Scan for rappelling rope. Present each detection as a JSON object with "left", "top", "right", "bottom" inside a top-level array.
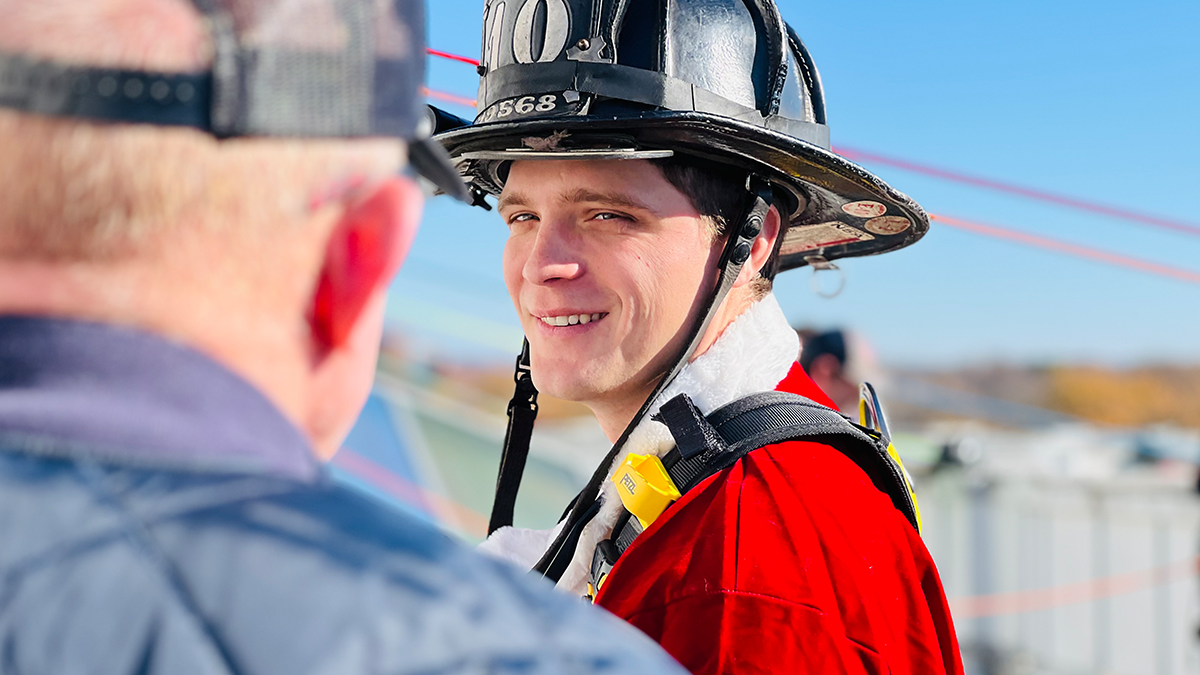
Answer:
[
  {"left": 837, "top": 145, "right": 1200, "bottom": 239},
  {"left": 950, "top": 553, "right": 1200, "bottom": 618},
  {"left": 931, "top": 214, "right": 1200, "bottom": 286}
]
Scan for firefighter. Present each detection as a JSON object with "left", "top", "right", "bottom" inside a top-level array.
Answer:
[{"left": 433, "top": 0, "right": 964, "bottom": 672}]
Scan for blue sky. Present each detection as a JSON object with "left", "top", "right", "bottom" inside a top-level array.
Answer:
[{"left": 389, "top": 0, "right": 1200, "bottom": 368}]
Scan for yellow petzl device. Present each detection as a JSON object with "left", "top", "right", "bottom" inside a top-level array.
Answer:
[{"left": 611, "top": 453, "right": 682, "bottom": 529}]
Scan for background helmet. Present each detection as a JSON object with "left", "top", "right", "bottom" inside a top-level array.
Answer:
[{"left": 435, "top": 0, "right": 928, "bottom": 271}]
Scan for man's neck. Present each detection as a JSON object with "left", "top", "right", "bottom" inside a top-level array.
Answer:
[
  {"left": 589, "top": 299, "right": 762, "bottom": 442},
  {"left": 588, "top": 389, "right": 656, "bottom": 444}
]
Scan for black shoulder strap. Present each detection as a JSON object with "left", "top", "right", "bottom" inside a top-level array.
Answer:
[
  {"left": 590, "top": 391, "right": 920, "bottom": 596},
  {"left": 704, "top": 391, "right": 919, "bottom": 529}
]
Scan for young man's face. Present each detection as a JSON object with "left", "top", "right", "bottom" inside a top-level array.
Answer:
[{"left": 499, "top": 159, "right": 721, "bottom": 412}]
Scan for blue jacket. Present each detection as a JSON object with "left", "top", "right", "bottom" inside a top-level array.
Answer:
[{"left": 0, "top": 317, "right": 684, "bottom": 675}]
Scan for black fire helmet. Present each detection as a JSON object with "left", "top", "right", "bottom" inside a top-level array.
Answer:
[{"left": 433, "top": 0, "right": 928, "bottom": 271}]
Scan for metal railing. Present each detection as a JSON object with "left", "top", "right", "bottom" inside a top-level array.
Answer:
[{"left": 920, "top": 465, "right": 1200, "bottom": 675}]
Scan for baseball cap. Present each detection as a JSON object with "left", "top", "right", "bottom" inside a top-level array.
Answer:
[{"left": 0, "top": 0, "right": 468, "bottom": 202}]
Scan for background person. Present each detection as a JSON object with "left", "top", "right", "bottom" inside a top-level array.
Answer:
[
  {"left": 0, "top": 1, "right": 686, "bottom": 673},
  {"left": 797, "top": 328, "right": 881, "bottom": 413}
]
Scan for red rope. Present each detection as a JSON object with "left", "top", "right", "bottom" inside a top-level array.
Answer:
[
  {"left": 422, "top": 86, "right": 477, "bottom": 109},
  {"left": 427, "top": 48, "right": 480, "bottom": 67},
  {"left": 951, "top": 554, "right": 1200, "bottom": 618},
  {"left": 931, "top": 213, "right": 1200, "bottom": 286},
  {"left": 838, "top": 146, "right": 1200, "bottom": 239}
]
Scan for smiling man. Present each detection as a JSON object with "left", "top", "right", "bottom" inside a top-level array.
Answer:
[
  {"left": 499, "top": 159, "right": 742, "bottom": 435},
  {"left": 435, "top": 0, "right": 964, "bottom": 673}
]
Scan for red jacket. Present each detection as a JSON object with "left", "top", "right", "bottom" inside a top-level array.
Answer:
[{"left": 594, "top": 364, "right": 963, "bottom": 675}]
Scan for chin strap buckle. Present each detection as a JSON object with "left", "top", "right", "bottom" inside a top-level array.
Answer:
[
  {"left": 508, "top": 342, "right": 537, "bottom": 414},
  {"left": 469, "top": 186, "right": 493, "bottom": 210}
]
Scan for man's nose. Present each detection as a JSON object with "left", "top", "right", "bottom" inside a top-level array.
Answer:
[{"left": 523, "top": 218, "right": 584, "bottom": 284}]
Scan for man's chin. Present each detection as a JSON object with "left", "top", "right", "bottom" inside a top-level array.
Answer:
[
  {"left": 531, "top": 378, "right": 599, "bottom": 404},
  {"left": 530, "top": 367, "right": 610, "bottom": 405}
]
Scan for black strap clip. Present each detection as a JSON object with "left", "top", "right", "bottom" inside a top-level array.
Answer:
[
  {"left": 652, "top": 394, "right": 726, "bottom": 460},
  {"left": 507, "top": 342, "right": 538, "bottom": 415}
]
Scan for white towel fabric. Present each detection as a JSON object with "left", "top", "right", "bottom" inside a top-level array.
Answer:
[{"left": 478, "top": 293, "right": 800, "bottom": 596}]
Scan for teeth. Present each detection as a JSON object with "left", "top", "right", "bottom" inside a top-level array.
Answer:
[{"left": 539, "top": 312, "right": 606, "bottom": 326}]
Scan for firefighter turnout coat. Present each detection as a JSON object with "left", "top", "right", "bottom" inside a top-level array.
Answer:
[{"left": 482, "top": 295, "right": 964, "bottom": 675}]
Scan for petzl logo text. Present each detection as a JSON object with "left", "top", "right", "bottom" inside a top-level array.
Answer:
[{"left": 621, "top": 473, "right": 637, "bottom": 494}]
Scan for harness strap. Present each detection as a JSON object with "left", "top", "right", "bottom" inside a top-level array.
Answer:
[
  {"left": 588, "top": 391, "right": 920, "bottom": 598},
  {"left": 709, "top": 392, "right": 918, "bottom": 527}
]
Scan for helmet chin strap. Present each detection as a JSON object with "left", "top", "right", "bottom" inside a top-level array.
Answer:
[
  {"left": 488, "top": 339, "right": 538, "bottom": 535},
  {"left": 489, "top": 177, "right": 775, "bottom": 581}
]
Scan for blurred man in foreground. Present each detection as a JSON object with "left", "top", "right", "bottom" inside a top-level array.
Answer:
[{"left": 0, "top": 1, "right": 685, "bottom": 672}]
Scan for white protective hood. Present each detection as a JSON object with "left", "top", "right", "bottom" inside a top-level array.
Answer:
[{"left": 479, "top": 293, "right": 800, "bottom": 596}]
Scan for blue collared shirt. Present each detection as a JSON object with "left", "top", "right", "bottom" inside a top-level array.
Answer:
[
  {"left": 0, "top": 315, "right": 318, "bottom": 479},
  {"left": 0, "top": 316, "right": 684, "bottom": 675}
]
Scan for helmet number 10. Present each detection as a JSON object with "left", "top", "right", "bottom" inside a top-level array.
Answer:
[{"left": 483, "top": 0, "right": 572, "bottom": 72}]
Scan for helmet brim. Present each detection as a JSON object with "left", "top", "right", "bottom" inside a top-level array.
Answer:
[{"left": 436, "top": 110, "right": 927, "bottom": 272}]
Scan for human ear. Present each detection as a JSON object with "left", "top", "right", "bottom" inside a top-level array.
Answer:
[
  {"left": 309, "top": 177, "right": 423, "bottom": 351},
  {"left": 733, "top": 204, "right": 783, "bottom": 288}
]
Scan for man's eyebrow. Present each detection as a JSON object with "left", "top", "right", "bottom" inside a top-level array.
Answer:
[
  {"left": 497, "top": 191, "right": 531, "bottom": 211},
  {"left": 498, "top": 188, "right": 653, "bottom": 212},
  {"left": 564, "top": 188, "right": 651, "bottom": 211}
]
